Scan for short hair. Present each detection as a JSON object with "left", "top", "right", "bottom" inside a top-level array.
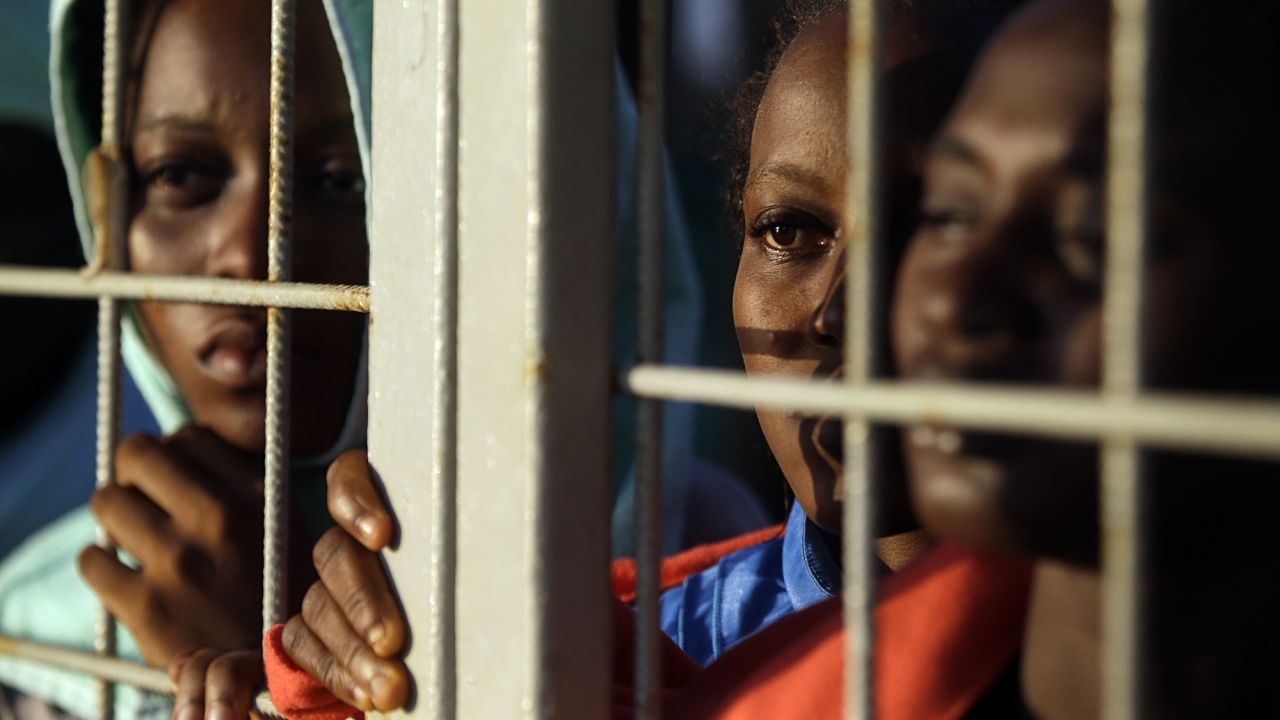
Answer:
[{"left": 721, "top": 0, "right": 1027, "bottom": 245}]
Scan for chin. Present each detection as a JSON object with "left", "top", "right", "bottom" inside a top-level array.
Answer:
[
  {"left": 908, "top": 457, "right": 1100, "bottom": 565},
  {"left": 908, "top": 469, "right": 1023, "bottom": 555}
]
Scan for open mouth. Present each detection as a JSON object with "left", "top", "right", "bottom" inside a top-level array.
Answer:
[{"left": 198, "top": 317, "right": 268, "bottom": 390}]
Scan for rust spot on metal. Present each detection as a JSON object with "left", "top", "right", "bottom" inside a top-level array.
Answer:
[{"left": 524, "top": 353, "right": 551, "bottom": 387}]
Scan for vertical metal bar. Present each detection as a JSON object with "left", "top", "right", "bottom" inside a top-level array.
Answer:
[
  {"left": 92, "top": 299, "right": 121, "bottom": 720},
  {"left": 844, "top": 2, "right": 881, "bottom": 719},
  {"left": 634, "top": 0, "right": 665, "bottom": 716},
  {"left": 262, "top": 0, "right": 297, "bottom": 633},
  {"left": 454, "top": 0, "right": 614, "bottom": 715},
  {"left": 94, "top": 0, "right": 130, "bottom": 716},
  {"left": 368, "top": 0, "right": 459, "bottom": 715},
  {"left": 1102, "top": 0, "right": 1150, "bottom": 717}
]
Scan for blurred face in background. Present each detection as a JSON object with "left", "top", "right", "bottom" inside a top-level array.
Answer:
[{"left": 894, "top": 0, "right": 1234, "bottom": 564}]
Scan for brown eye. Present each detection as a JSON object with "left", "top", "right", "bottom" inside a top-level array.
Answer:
[
  {"left": 766, "top": 223, "right": 799, "bottom": 249},
  {"left": 153, "top": 164, "right": 190, "bottom": 190},
  {"left": 749, "top": 208, "right": 832, "bottom": 255}
]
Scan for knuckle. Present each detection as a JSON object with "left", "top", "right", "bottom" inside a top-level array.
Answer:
[
  {"left": 157, "top": 541, "right": 208, "bottom": 582},
  {"left": 301, "top": 582, "right": 331, "bottom": 624},
  {"left": 312, "top": 528, "right": 351, "bottom": 575},
  {"left": 138, "top": 588, "right": 168, "bottom": 625},
  {"left": 337, "top": 585, "right": 378, "bottom": 635},
  {"left": 282, "top": 616, "right": 306, "bottom": 655},
  {"left": 116, "top": 433, "right": 160, "bottom": 466}
]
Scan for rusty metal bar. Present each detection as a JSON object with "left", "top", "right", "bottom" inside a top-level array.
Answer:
[
  {"left": 1102, "top": 0, "right": 1152, "bottom": 716},
  {"left": 0, "top": 636, "right": 283, "bottom": 718},
  {"left": 844, "top": 1, "right": 882, "bottom": 718},
  {"left": 634, "top": 0, "right": 666, "bottom": 716},
  {"left": 0, "top": 266, "right": 370, "bottom": 312},
  {"left": 624, "top": 367, "right": 1280, "bottom": 461}
]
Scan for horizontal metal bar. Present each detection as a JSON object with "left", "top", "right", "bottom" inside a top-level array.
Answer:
[
  {"left": 624, "top": 365, "right": 1280, "bottom": 460},
  {"left": 0, "top": 266, "right": 369, "bottom": 312},
  {"left": 0, "top": 635, "right": 281, "bottom": 717}
]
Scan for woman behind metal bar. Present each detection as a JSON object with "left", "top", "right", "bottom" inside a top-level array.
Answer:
[
  {"left": 895, "top": 0, "right": 1280, "bottom": 716},
  {"left": 666, "top": 0, "right": 1280, "bottom": 716},
  {"left": 222, "top": 2, "right": 1036, "bottom": 715},
  {"left": 635, "top": 0, "right": 1028, "bottom": 668},
  {"left": 0, "top": 0, "right": 372, "bottom": 716}
]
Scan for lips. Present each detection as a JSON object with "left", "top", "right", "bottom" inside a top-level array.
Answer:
[{"left": 198, "top": 317, "right": 268, "bottom": 390}]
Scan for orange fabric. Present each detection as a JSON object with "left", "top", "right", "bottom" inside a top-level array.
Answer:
[
  {"left": 609, "top": 598, "right": 702, "bottom": 719},
  {"left": 263, "top": 542, "right": 1029, "bottom": 720},
  {"left": 612, "top": 523, "right": 785, "bottom": 603},
  {"left": 263, "top": 624, "right": 364, "bottom": 720},
  {"left": 668, "top": 544, "right": 1033, "bottom": 720},
  {"left": 264, "top": 602, "right": 701, "bottom": 720}
]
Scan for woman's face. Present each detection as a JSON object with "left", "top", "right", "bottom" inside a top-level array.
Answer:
[
  {"left": 733, "top": 12, "right": 961, "bottom": 534},
  {"left": 127, "top": 0, "right": 367, "bottom": 455},
  {"left": 893, "top": 0, "right": 1113, "bottom": 561}
]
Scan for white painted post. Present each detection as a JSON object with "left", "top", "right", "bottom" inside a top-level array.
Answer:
[
  {"left": 368, "top": 0, "right": 459, "bottom": 717},
  {"left": 454, "top": 0, "right": 615, "bottom": 716}
]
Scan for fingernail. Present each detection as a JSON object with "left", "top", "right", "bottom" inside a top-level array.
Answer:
[
  {"left": 208, "top": 705, "right": 236, "bottom": 720},
  {"left": 352, "top": 685, "right": 371, "bottom": 709},
  {"left": 367, "top": 623, "right": 385, "bottom": 648},
  {"left": 174, "top": 704, "right": 201, "bottom": 720},
  {"left": 357, "top": 515, "right": 378, "bottom": 541},
  {"left": 371, "top": 673, "right": 393, "bottom": 706}
]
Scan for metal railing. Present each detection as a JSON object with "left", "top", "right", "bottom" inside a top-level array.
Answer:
[{"left": 1, "top": 2, "right": 1276, "bottom": 720}]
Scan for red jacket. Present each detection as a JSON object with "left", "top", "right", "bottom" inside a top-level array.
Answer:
[{"left": 265, "top": 538, "right": 1030, "bottom": 719}]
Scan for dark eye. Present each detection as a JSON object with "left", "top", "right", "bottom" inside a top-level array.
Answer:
[
  {"left": 313, "top": 158, "right": 366, "bottom": 196},
  {"left": 919, "top": 205, "right": 979, "bottom": 246},
  {"left": 137, "top": 158, "right": 221, "bottom": 207},
  {"left": 152, "top": 164, "right": 190, "bottom": 190},
  {"left": 748, "top": 209, "right": 832, "bottom": 254}
]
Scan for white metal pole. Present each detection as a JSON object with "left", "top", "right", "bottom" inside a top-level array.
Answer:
[
  {"left": 368, "top": 0, "right": 460, "bottom": 715},
  {"left": 844, "top": 2, "right": 882, "bottom": 718},
  {"left": 454, "top": 0, "right": 614, "bottom": 715},
  {"left": 1102, "top": 0, "right": 1151, "bottom": 717}
]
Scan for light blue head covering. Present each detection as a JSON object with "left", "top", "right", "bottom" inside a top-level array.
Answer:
[
  {"left": 49, "top": 0, "right": 374, "bottom": 457},
  {"left": 0, "top": 3, "right": 372, "bottom": 716}
]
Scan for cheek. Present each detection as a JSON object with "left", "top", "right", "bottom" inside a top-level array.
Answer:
[
  {"left": 890, "top": 244, "right": 929, "bottom": 373},
  {"left": 294, "top": 216, "right": 368, "bottom": 285},
  {"left": 129, "top": 212, "right": 207, "bottom": 275},
  {"left": 732, "top": 253, "right": 825, "bottom": 372},
  {"left": 1059, "top": 304, "right": 1102, "bottom": 387},
  {"left": 135, "top": 301, "right": 202, "bottom": 378}
]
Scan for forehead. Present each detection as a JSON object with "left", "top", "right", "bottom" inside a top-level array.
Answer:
[
  {"left": 749, "top": 16, "right": 850, "bottom": 189},
  {"left": 942, "top": 0, "right": 1108, "bottom": 170},
  {"left": 133, "top": 0, "right": 349, "bottom": 128}
]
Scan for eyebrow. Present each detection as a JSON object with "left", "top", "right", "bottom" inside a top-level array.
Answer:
[
  {"left": 927, "top": 135, "right": 981, "bottom": 166},
  {"left": 745, "top": 162, "right": 833, "bottom": 194},
  {"left": 134, "top": 114, "right": 218, "bottom": 135}
]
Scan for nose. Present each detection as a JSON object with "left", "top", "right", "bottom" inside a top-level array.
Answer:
[
  {"left": 206, "top": 176, "right": 270, "bottom": 281},
  {"left": 916, "top": 237, "right": 1040, "bottom": 364},
  {"left": 809, "top": 250, "right": 846, "bottom": 348}
]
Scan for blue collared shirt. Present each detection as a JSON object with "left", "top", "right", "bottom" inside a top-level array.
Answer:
[{"left": 658, "top": 502, "right": 842, "bottom": 665}]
